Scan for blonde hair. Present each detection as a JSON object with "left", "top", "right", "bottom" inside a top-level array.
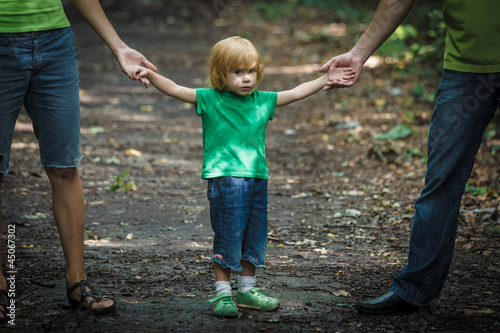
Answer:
[{"left": 208, "top": 36, "right": 264, "bottom": 92}]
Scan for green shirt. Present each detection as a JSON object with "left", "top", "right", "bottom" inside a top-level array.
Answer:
[
  {"left": 195, "top": 89, "right": 277, "bottom": 179},
  {"left": 443, "top": 0, "right": 500, "bottom": 73},
  {"left": 0, "top": 0, "right": 70, "bottom": 33}
]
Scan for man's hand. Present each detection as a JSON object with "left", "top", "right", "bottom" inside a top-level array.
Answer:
[{"left": 319, "top": 52, "right": 364, "bottom": 90}]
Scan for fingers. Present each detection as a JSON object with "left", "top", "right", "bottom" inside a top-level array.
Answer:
[
  {"left": 126, "top": 67, "right": 141, "bottom": 80},
  {"left": 139, "top": 77, "right": 150, "bottom": 88},
  {"left": 342, "top": 68, "right": 356, "bottom": 79},
  {"left": 323, "top": 79, "right": 357, "bottom": 90},
  {"left": 318, "top": 58, "right": 338, "bottom": 72},
  {"left": 122, "top": 65, "right": 150, "bottom": 88},
  {"left": 142, "top": 59, "right": 157, "bottom": 72}
]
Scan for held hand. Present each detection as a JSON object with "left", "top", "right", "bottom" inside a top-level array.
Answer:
[
  {"left": 115, "top": 47, "right": 157, "bottom": 87},
  {"left": 325, "top": 66, "right": 356, "bottom": 89},
  {"left": 125, "top": 65, "right": 151, "bottom": 88},
  {"left": 319, "top": 52, "right": 364, "bottom": 90}
]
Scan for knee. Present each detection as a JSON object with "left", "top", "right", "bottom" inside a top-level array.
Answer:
[{"left": 46, "top": 167, "right": 78, "bottom": 181}]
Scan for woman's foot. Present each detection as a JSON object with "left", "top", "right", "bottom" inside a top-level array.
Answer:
[{"left": 66, "top": 280, "right": 116, "bottom": 315}]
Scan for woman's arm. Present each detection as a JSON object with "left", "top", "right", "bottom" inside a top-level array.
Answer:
[{"left": 70, "top": 0, "right": 157, "bottom": 85}]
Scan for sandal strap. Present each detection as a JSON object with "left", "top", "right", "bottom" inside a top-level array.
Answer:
[
  {"left": 67, "top": 280, "right": 103, "bottom": 303},
  {"left": 207, "top": 292, "right": 233, "bottom": 304}
]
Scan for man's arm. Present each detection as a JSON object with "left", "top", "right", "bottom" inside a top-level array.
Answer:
[
  {"left": 320, "top": 0, "right": 414, "bottom": 89},
  {"left": 70, "top": 0, "right": 157, "bottom": 85}
]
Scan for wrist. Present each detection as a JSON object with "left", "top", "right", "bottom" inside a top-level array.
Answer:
[
  {"left": 348, "top": 48, "right": 368, "bottom": 64},
  {"left": 110, "top": 42, "right": 129, "bottom": 58}
]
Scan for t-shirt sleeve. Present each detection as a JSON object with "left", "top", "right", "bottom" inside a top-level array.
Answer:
[
  {"left": 195, "top": 88, "right": 212, "bottom": 116},
  {"left": 258, "top": 91, "right": 278, "bottom": 121}
]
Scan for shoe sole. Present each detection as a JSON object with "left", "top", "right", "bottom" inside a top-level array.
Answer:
[
  {"left": 236, "top": 302, "right": 261, "bottom": 310},
  {"left": 236, "top": 302, "right": 279, "bottom": 311}
]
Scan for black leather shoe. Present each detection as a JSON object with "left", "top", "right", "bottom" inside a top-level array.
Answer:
[{"left": 355, "top": 291, "right": 418, "bottom": 314}]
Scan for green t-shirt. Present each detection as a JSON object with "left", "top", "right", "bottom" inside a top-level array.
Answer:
[
  {"left": 0, "top": 0, "right": 70, "bottom": 33},
  {"left": 443, "top": 0, "right": 500, "bottom": 73},
  {"left": 195, "top": 88, "right": 278, "bottom": 179}
]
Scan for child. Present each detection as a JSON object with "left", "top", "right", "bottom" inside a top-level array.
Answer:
[{"left": 128, "top": 36, "right": 354, "bottom": 318}]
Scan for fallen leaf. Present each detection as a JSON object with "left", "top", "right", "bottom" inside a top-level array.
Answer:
[
  {"left": 140, "top": 105, "right": 154, "bottom": 112},
  {"left": 126, "top": 148, "right": 142, "bottom": 157},
  {"left": 344, "top": 209, "right": 362, "bottom": 217},
  {"left": 332, "top": 290, "right": 351, "bottom": 297}
]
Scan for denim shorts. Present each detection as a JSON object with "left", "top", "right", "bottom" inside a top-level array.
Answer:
[
  {"left": 207, "top": 177, "right": 268, "bottom": 272},
  {"left": 0, "top": 27, "right": 82, "bottom": 174}
]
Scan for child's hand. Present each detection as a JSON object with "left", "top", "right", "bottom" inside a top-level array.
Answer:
[
  {"left": 323, "top": 66, "right": 356, "bottom": 90},
  {"left": 125, "top": 65, "right": 151, "bottom": 88}
]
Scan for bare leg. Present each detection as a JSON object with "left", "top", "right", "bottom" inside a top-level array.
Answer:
[
  {"left": 45, "top": 167, "right": 85, "bottom": 282},
  {"left": 44, "top": 167, "right": 114, "bottom": 311},
  {"left": 240, "top": 260, "right": 256, "bottom": 277},
  {"left": 214, "top": 262, "right": 231, "bottom": 282}
]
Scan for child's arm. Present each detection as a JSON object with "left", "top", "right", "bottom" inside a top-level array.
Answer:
[
  {"left": 276, "top": 67, "right": 354, "bottom": 107},
  {"left": 129, "top": 66, "right": 197, "bottom": 104}
]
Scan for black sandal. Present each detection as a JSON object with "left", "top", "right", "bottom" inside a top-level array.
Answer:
[
  {"left": 66, "top": 280, "right": 116, "bottom": 315},
  {"left": 0, "top": 289, "right": 8, "bottom": 324}
]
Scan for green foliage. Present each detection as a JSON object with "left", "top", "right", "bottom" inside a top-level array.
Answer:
[
  {"left": 106, "top": 170, "right": 137, "bottom": 191},
  {"left": 405, "top": 147, "right": 422, "bottom": 160},
  {"left": 252, "top": 0, "right": 299, "bottom": 20},
  {"left": 300, "top": 0, "right": 374, "bottom": 21},
  {"left": 378, "top": 24, "right": 418, "bottom": 57},
  {"left": 464, "top": 180, "right": 499, "bottom": 198},
  {"left": 464, "top": 184, "right": 489, "bottom": 196},
  {"left": 404, "top": 110, "right": 416, "bottom": 122},
  {"left": 412, "top": 82, "right": 436, "bottom": 103},
  {"left": 252, "top": 0, "right": 375, "bottom": 23},
  {"left": 375, "top": 124, "right": 416, "bottom": 140},
  {"left": 490, "top": 226, "right": 500, "bottom": 235},
  {"left": 377, "top": 6, "right": 446, "bottom": 76}
]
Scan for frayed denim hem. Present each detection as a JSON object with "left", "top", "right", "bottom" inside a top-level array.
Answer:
[
  {"left": 211, "top": 255, "right": 267, "bottom": 272},
  {"left": 241, "top": 256, "right": 267, "bottom": 269},
  {"left": 211, "top": 256, "right": 242, "bottom": 273}
]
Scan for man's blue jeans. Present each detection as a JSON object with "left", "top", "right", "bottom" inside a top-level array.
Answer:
[{"left": 391, "top": 70, "right": 500, "bottom": 306}]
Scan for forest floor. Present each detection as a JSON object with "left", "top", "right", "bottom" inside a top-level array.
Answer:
[{"left": 2, "top": 1, "right": 499, "bottom": 332}]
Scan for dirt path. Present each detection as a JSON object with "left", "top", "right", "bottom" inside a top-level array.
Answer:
[{"left": 2, "top": 2, "right": 499, "bottom": 332}]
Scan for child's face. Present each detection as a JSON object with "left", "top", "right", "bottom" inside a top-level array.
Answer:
[{"left": 224, "top": 67, "right": 258, "bottom": 96}]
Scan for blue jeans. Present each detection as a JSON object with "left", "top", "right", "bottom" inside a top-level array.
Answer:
[
  {"left": 391, "top": 70, "right": 500, "bottom": 306},
  {"left": 207, "top": 177, "right": 268, "bottom": 272},
  {"left": 0, "top": 28, "right": 82, "bottom": 174}
]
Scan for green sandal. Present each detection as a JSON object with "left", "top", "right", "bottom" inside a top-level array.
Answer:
[
  {"left": 207, "top": 293, "right": 238, "bottom": 318},
  {"left": 66, "top": 280, "right": 116, "bottom": 315},
  {"left": 236, "top": 287, "right": 279, "bottom": 311}
]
